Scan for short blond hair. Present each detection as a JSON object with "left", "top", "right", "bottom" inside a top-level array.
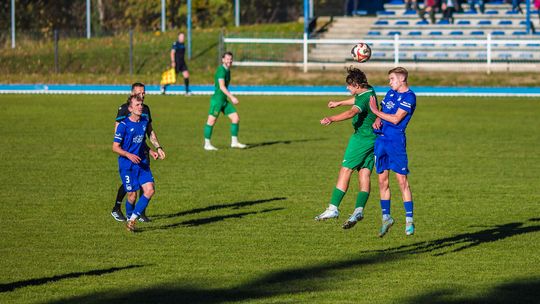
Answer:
[{"left": 388, "top": 67, "right": 408, "bottom": 82}]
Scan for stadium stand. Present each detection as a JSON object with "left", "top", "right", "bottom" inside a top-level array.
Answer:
[{"left": 309, "top": 1, "right": 540, "bottom": 65}]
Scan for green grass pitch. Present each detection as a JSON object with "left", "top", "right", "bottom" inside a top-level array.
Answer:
[{"left": 1, "top": 94, "right": 539, "bottom": 303}]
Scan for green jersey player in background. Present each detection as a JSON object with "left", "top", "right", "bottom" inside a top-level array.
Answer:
[
  {"left": 203, "top": 52, "right": 247, "bottom": 151},
  {"left": 315, "top": 67, "right": 377, "bottom": 230}
]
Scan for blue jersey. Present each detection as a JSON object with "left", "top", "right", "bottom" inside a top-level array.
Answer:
[
  {"left": 380, "top": 89, "right": 416, "bottom": 136},
  {"left": 114, "top": 117, "right": 149, "bottom": 169}
]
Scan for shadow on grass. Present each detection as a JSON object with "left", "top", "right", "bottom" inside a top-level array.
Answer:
[
  {"left": 359, "top": 218, "right": 540, "bottom": 256},
  {"left": 1, "top": 265, "right": 144, "bottom": 293},
  {"left": 245, "top": 138, "right": 326, "bottom": 150},
  {"left": 405, "top": 277, "right": 540, "bottom": 304},
  {"left": 138, "top": 208, "right": 285, "bottom": 232},
  {"left": 44, "top": 219, "right": 540, "bottom": 303},
  {"left": 151, "top": 197, "right": 286, "bottom": 220},
  {"left": 192, "top": 42, "right": 218, "bottom": 61}
]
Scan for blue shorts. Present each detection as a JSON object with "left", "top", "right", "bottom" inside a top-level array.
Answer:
[
  {"left": 119, "top": 165, "right": 154, "bottom": 192},
  {"left": 374, "top": 135, "right": 409, "bottom": 175}
]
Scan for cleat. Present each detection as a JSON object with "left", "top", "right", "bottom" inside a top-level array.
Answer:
[
  {"left": 160, "top": 87, "right": 166, "bottom": 95},
  {"left": 342, "top": 211, "right": 364, "bottom": 229},
  {"left": 204, "top": 144, "right": 218, "bottom": 151},
  {"left": 111, "top": 208, "right": 127, "bottom": 222},
  {"left": 185, "top": 91, "right": 192, "bottom": 96},
  {"left": 405, "top": 223, "right": 415, "bottom": 236},
  {"left": 230, "top": 142, "right": 247, "bottom": 149},
  {"left": 126, "top": 219, "right": 137, "bottom": 232},
  {"left": 138, "top": 212, "right": 152, "bottom": 222},
  {"left": 315, "top": 208, "right": 339, "bottom": 221},
  {"left": 378, "top": 216, "right": 395, "bottom": 237}
]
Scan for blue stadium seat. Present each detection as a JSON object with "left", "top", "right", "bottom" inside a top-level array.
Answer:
[
  {"left": 526, "top": 43, "right": 540, "bottom": 47},
  {"left": 442, "top": 43, "right": 456, "bottom": 47},
  {"left": 485, "top": 10, "right": 499, "bottom": 14},
  {"left": 404, "top": 10, "right": 417, "bottom": 15},
  {"left": 375, "top": 20, "right": 389, "bottom": 25},
  {"left": 409, "top": 31, "right": 422, "bottom": 36},
  {"left": 512, "top": 31, "right": 527, "bottom": 35},
  {"left": 478, "top": 20, "right": 492, "bottom": 25},
  {"left": 396, "top": 20, "right": 409, "bottom": 25},
  {"left": 498, "top": 53, "right": 512, "bottom": 59},
  {"left": 450, "top": 31, "right": 464, "bottom": 36},
  {"left": 429, "top": 31, "right": 443, "bottom": 36},
  {"left": 498, "top": 20, "right": 512, "bottom": 25},
  {"left": 464, "top": 10, "right": 478, "bottom": 14},
  {"left": 505, "top": 10, "right": 519, "bottom": 14},
  {"left": 400, "top": 43, "right": 414, "bottom": 47},
  {"left": 388, "top": 31, "right": 401, "bottom": 36},
  {"left": 434, "top": 53, "right": 449, "bottom": 58},
  {"left": 476, "top": 53, "right": 487, "bottom": 59},
  {"left": 471, "top": 31, "right": 485, "bottom": 35},
  {"left": 505, "top": 43, "right": 519, "bottom": 47},
  {"left": 389, "top": 0, "right": 404, "bottom": 4},
  {"left": 416, "top": 20, "right": 429, "bottom": 25},
  {"left": 372, "top": 52, "right": 386, "bottom": 58},
  {"left": 455, "top": 53, "right": 470, "bottom": 59},
  {"left": 437, "top": 19, "right": 450, "bottom": 24},
  {"left": 378, "top": 10, "right": 396, "bottom": 15},
  {"left": 464, "top": 43, "right": 478, "bottom": 47},
  {"left": 519, "top": 20, "right": 527, "bottom": 25},
  {"left": 368, "top": 31, "right": 381, "bottom": 36},
  {"left": 519, "top": 53, "right": 534, "bottom": 59},
  {"left": 420, "top": 43, "right": 435, "bottom": 47},
  {"left": 491, "top": 31, "right": 505, "bottom": 36},
  {"left": 457, "top": 20, "right": 471, "bottom": 25},
  {"left": 413, "top": 52, "right": 428, "bottom": 59}
]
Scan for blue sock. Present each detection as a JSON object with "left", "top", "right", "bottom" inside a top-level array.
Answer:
[
  {"left": 133, "top": 195, "right": 151, "bottom": 217},
  {"left": 125, "top": 200, "right": 135, "bottom": 218},
  {"left": 381, "top": 200, "right": 391, "bottom": 218},
  {"left": 404, "top": 201, "right": 414, "bottom": 222}
]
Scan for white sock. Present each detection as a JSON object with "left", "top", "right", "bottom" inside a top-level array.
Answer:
[
  {"left": 406, "top": 217, "right": 414, "bottom": 224},
  {"left": 383, "top": 214, "right": 391, "bottom": 221},
  {"left": 231, "top": 136, "right": 239, "bottom": 145},
  {"left": 205, "top": 139, "right": 212, "bottom": 146},
  {"left": 328, "top": 204, "right": 338, "bottom": 211},
  {"left": 354, "top": 207, "right": 364, "bottom": 214},
  {"left": 129, "top": 214, "right": 138, "bottom": 221}
]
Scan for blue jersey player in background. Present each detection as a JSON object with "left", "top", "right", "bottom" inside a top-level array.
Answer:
[
  {"left": 369, "top": 67, "right": 417, "bottom": 237},
  {"left": 113, "top": 95, "right": 159, "bottom": 232}
]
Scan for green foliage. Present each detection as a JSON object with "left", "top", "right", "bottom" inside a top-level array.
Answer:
[{"left": 1, "top": 95, "right": 539, "bottom": 303}]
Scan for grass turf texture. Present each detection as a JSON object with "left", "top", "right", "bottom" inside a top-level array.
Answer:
[{"left": 1, "top": 94, "right": 539, "bottom": 303}]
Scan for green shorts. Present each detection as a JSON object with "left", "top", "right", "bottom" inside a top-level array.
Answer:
[
  {"left": 342, "top": 134, "right": 375, "bottom": 171},
  {"left": 208, "top": 97, "right": 237, "bottom": 117}
]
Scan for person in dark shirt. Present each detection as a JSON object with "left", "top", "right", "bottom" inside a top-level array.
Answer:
[{"left": 161, "top": 32, "right": 191, "bottom": 95}]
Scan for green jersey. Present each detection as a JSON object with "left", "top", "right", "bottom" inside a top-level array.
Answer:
[
  {"left": 212, "top": 65, "right": 230, "bottom": 101},
  {"left": 351, "top": 87, "right": 377, "bottom": 138}
]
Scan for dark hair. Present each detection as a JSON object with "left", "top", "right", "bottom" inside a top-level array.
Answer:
[
  {"left": 345, "top": 66, "right": 369, "bottom": 88},
  {"left": 131, "top": 82, "right": 145, "bottom": 91},
  {"left": 222, "top": 51, "right": 233, "bottom": 58},
  {"left": 388, "top": 67, "right": 408, "bottom": 82}
]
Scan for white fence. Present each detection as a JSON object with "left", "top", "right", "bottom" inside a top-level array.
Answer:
[{"left": 223, "top": 33, "right": 540, "bottom": 73}]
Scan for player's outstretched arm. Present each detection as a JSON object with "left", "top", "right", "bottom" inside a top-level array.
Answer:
[
  {"left": 321, "top": 107, "right": 360, "bottom": 125},
  {"left": 369, "top": 96, "right": 407, "bottom": 125},
  {"left": 328, "top": 97, "right": 355, "bottom": 108},
  {"left": 112, "top": 142, "right": 141, "bottom": 164}
]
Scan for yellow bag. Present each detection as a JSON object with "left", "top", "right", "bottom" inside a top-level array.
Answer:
[{"left": 160, "top": 68, "right": 176, "bottom": 85}]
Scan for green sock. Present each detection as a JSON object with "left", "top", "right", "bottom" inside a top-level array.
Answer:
[
  {"left": 204, "top": 124, "right": 214, "bottom": 139},
  {"left": 355, "top": 191, "right": 369, "bottom": 209},
  {"left": 231, "top": 123, "right": 239, "bottom": 137},
  {"left": 330, "top": 187, "right": 346, "bottom": 208}
]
